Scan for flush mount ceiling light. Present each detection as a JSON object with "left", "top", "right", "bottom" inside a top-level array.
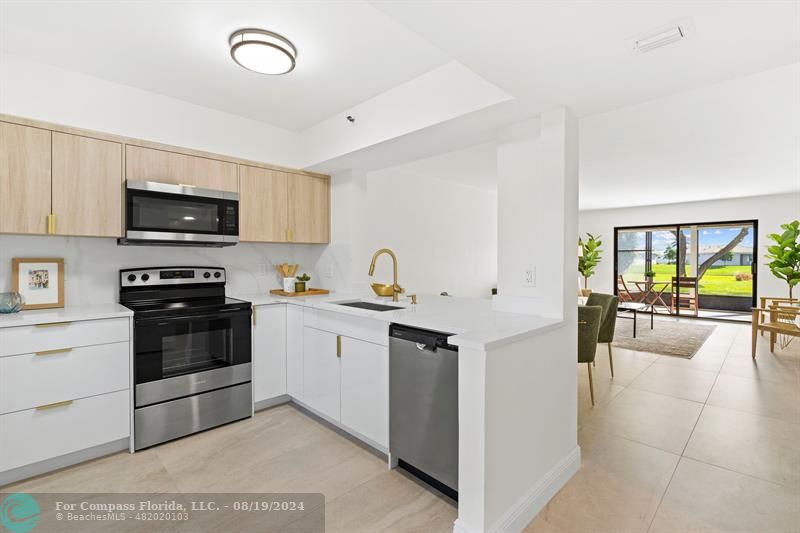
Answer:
[
  {"left": 229, "top": 28, "right": 297, "bottom": 75},
  {"left": 634, "top": 26, "right": 684, "bottom": 53}
]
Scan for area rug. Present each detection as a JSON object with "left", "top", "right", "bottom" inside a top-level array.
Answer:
[{"left": 612, "top": 318, "right": 716, "bottom": 358}]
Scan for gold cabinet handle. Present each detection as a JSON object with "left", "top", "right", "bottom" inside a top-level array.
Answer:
[
  {"left": 336, "top": 335, "right": 341, "bottom": 358},
  {"left": 47, "top": 213, "right": 56, "bottom": 234},
  {"left": 35, "top": 348, "right": 72, "bottom": 356},
  {"left": 286, "top": 228, "right": 294, "bottom": 242},
  {"left": 252, "top": 308, "right": 256, "bottom": 326},
  {"left": 35, "top": 321, "right": 71, "bottom": 328},
  {"left": 36, "top": 399, "right": 73, "bottom": 411}
]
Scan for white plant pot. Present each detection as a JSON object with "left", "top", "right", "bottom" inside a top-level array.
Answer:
[{"left": 282, "top": 277, "right": 295, "bottom": 292}]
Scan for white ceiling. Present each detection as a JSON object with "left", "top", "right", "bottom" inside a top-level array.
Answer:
[
  {"left": 373, "top": 1, "right": 800, "bottom": 117},
  {"left": 0, "top": 1, "right": 449, "bottom": 131}
]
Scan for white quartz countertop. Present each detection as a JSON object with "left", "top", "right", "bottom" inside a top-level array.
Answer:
[
  {"left": 0, "top": 303, "right": 133, "bottom": 328},
  {"left": 232, "top": 292, "right": 564, "bottom": 349}
]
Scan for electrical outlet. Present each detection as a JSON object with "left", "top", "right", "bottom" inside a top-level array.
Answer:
[{"left": 524, "top": 267, "right": 536, "bottom": 287}]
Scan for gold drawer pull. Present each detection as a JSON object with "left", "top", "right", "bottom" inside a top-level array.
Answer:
[
  {"left": 336, "top": 335, "right": 342, "bottom": 358},
  {"left": 35, "top": 399, "right": 74, "bottom": 411},
  {"left": 34, "top": 321, "right": 71, "bottom": 328},
  {"left": 35, "top": 348, "right": 73, "bottom": 356}
]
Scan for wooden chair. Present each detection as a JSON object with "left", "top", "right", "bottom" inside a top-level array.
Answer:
[
  {"left": 578, "top": 305, "right": 602, "bottom": 406},
  {"left": 616, "top": 275, "right": 641, "bottom": 303},
  {"left": 758, "top": 297, "right": 798, "bottom": 335},
  {"left": 671, "top": 276, "right": 698, "bottom": 316},
  {"left": 751, "top": 305, "right": 800, "bottom": 358}
]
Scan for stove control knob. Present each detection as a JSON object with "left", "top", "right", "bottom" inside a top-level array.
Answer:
[
  {"left": 203, "top": 272, "right": 211, "bottom": 279},
  {"left": 214, "top": 271, "right": 222, "bottom": 279},
  {"left": 141, "top": 273, "right": 150, "bottom": 282},
  {"left": 127, "top": 274, "right": 137, "bottom": 282}
]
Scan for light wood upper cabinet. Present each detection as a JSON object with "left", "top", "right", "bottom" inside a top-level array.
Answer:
[
  {"left": 52, "top": 133, "right": 123, "bottom": 237},
  {"left": 0, "top": 122, "right": 51, "bottom": 235},
  {"left": 239, "top": 165, "right": 288, "bottom": 242},
  {"left": 126, "top": 145, "right": 238, "bottom": 192},
  {"left": 288, "top": 173, "right": 330, "bottom": 244}
]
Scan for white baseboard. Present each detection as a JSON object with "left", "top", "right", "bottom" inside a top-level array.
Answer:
[{"left": 453, "top": 446, "right": 581, "bottom": 533}]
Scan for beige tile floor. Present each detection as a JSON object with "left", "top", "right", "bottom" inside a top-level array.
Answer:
[
  {"left": 4, "top": 318, "right": 799, "bottom": 533},
  {"left": 528, "top": 316, "right": 800, "bottom": 533}
]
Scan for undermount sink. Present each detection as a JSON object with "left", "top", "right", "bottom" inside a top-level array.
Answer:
[{"left": 335, "top": 301, "right": 404, "bottom": 312}]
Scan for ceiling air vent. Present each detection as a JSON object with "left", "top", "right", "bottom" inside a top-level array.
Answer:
[{"left": 634, "top": 26, "right": 685, "bottom": 53}]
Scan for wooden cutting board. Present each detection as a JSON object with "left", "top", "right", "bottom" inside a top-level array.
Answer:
[{"left": 270, "top": 288, "right": 330, "bottom": 297}]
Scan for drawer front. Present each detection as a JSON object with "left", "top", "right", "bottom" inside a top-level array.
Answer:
[
  {"left": 303, "top": 308, "right": 389, "bottom": 346},
  {"left": 0, "top": 390, "right": 130, "bottom": 472},
  {"left": 0, "top": 342, "right": 130, "bottom": 414},
  {"left": 0, "top": 317, "right": 130, "bottom": 357}
]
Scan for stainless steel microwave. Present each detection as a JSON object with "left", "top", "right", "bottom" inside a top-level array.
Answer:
[{"left": 119, "top": 181, "right": 239, "bottom": 247}]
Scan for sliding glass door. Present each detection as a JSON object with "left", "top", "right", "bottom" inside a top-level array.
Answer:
[{"left": 614, "top": 220, "right": 757, "bottom": 320}]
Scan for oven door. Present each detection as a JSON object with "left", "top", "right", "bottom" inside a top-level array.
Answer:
[
  {"left": 134, "top": 308, "right": 252, "bottom": 406},
  {"left": 124, "top": 181, "right": 238, "bottom": 246}
]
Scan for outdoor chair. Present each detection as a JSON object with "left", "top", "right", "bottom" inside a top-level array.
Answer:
[
  {"left": 671, "top": 276, "right": 698, "bottom": 316},
  {"left": 616, "top": 275, "right": 641, "bottom": 303}
]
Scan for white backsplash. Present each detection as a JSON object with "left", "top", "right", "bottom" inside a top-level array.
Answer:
[{"left": 0, "top": 235, "right": 336, "bottom": 305}]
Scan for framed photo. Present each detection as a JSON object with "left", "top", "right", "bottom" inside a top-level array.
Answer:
[{"left": 12, "top": 258, "right": 65, "bottom": 310}]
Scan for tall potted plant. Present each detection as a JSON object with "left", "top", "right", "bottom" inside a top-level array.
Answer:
[
  {"left": 578, "top": 233, "right": 603, "bottom": 291},
  {"left": 765, "top": 220, "right": 800, "bottom": 300}
]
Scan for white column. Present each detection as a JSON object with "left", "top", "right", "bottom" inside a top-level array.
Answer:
[{"left": 493, "top": 108, "right": 579, "bottom": 319}]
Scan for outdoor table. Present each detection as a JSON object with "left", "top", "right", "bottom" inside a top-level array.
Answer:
[{"left": 630, "top": 280, "right": 672, "bottom": 314}]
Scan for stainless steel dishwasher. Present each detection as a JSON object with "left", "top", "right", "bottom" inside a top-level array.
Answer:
[{"left": 389, "top": 323, "right": 458, "bottom": 497}]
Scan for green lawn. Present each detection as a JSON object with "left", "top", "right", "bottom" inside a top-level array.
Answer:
[{"left": 621, "top": 264, "right": 753, "bottom": 297}]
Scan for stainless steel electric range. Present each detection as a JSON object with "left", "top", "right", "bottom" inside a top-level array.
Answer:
[{"left": 120, "top": 267, "right": 252, "bottom": 450}]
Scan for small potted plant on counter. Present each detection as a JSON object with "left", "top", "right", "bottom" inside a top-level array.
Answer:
[{"left": 295, "top": 273, "right": 311, "bottom": 293}]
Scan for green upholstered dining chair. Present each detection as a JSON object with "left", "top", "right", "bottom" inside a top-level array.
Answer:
[
  {"left": 578, "top": 305, "right": 603, "bottom": 406},
  {"left": 586, "top": 293, "right": 619, "bottom": 378}
]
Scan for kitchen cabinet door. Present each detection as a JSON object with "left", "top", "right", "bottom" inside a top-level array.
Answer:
[
  {"left": 252, "top": 305, "right": 287, "bottom": 404},
  {"left": 239, "top": 165, "right": 289, "bottom": 242},
  {"left": 0, "top": 122, "right": 51, "bottom": 234},
  {"left": 302, "top": 327, "right": 340, "bottom": 421},
  {"left": 287, "top": 173, "right": 329, "bottom": 243},
  {"left": 286, "top": 305, "right": 304, "bottom": 400},
  {"left": 125, "top": 145, "right": 238, "bottom": 192},
  {"left": 340, "top": 337, "right": 389, "bottom": 448},
  {"left": 52, "top": 132, "right": 123, "bottom": 237}
]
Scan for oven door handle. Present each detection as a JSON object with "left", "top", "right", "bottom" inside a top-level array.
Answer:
[{"left": 135, "top": 308, "right": 251, "bottom": 325}]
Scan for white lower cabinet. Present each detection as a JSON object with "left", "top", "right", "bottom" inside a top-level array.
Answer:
[
  {"left": 0, "top": 315, "right": 131, "bottom": 481},
  {"left": 0, "top": 389, "right": 130, "bottom": 472},
  {"left": 301, "top": 324, "right": 389, "bottom": 450},
  {"left": 286, "top": 304, "right": 304, "bottom": 400},
  {"left": 0, "top": 342, "right": 129, "bottom": 414},
  {"left": 302, "top": 327, "right": 340, "bottom": 421},
  {"left": 252, "top": 304, "right": 287, "bottom": 403},
  {"left": 340, "top": 336, "right": 389, "bottom": 448}
]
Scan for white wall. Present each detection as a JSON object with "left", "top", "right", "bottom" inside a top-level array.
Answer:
[
  {"left": 324, "top": 166, "right": 498, "bottom": 299},
  {"left": 578, "top": 192, "right": 800, "bottom": 299},
  {"left": 0, "top": 53, "right": 302, "bottom": 167}
]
